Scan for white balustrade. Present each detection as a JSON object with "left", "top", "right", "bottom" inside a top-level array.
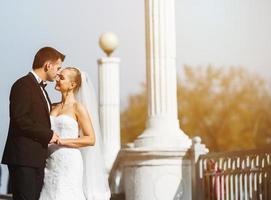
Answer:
[{"left": 194, "top": 149, "right": 271, "bottom": 200}]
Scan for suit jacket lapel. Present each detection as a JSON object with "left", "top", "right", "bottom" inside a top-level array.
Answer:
[
  {"left": 43, "top": 88, "right": 52, "bottom": 111},
  {"left": 28, "top": 73, "right": 51, "bottom": 115}
]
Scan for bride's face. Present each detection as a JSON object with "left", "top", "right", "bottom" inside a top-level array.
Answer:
[{"left": 55, "top": 69, "right": 74, "bottom": 92}]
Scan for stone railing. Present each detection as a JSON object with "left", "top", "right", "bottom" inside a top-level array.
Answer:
[{"left": 193, "top": 147, "right": 271, "bottom": 200}]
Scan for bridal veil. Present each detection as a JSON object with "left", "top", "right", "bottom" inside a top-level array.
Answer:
[{"left": 75, "top": 70, "right": 111, "bottom": 200}]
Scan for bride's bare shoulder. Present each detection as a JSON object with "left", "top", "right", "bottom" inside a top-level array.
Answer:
[{"left": 73, "top": 101, "right": 88, "bottom": 115}]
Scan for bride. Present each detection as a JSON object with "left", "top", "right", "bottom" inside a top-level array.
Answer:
[{"left": 39, "top": 67, "right": 110, "bottom": 200}]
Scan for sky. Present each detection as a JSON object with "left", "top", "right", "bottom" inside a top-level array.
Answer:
[{"left": 0, "top": 0, "right": 271, "bottom": 193}]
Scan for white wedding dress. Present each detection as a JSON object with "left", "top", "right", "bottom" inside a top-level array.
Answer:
[
  {"left": 39, "top": 115, "right": 86, "bottom": 200},
  {"left": 40, "top": 70, "right": 110, "bottom": 200}
]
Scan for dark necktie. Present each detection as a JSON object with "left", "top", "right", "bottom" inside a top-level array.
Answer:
[{"left": 39, "top": 81, "right": 47, "bottom": 89}]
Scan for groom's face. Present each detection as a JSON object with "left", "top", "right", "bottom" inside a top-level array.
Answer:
[{"left": 45, "top": 58, "right": 62, "bottom": 81}]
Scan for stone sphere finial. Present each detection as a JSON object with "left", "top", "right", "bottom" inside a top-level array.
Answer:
[{"left": 99, "top": 32, "right": 119, "bottom": 57}]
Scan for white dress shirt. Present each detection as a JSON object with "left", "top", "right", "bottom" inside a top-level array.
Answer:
[{"left": 31, "top": 71, "right": 51, "bottom": 112}]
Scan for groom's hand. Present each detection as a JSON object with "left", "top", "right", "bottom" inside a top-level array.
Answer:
[{"left": 49, "top": 132, "right": 59, "bottom": 144}]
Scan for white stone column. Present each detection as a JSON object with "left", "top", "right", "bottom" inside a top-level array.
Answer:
[
  {"left": 98, "top": 57, "right": 121, "bottom": 173},
  {"left": 108, "top": 1, "right": 195, "bottom": 199},
  {"left": 98, "top": 33, "right": 121, "bottom": 173},
  {"left": 134, "top": 0, "right": 191, "bottom": 148}
]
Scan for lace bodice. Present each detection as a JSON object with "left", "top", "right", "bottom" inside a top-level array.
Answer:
[
  {"left": 50, "top": 115, "right": 79, "bottom": 138},
  {"left": 39, "top": 115, "right": 85, "bottom": 200}
]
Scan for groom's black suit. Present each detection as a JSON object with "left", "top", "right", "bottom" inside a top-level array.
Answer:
[{"left": 2, "top": 72, "right": 53, "bottom": 200}]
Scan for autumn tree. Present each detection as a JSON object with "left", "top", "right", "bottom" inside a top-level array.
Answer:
[
  {"left": 121, "top": 65, "right": 271, "bottom": 152},
  {"left": 120, "top": 83, "right": 147, "bottom": 144}
]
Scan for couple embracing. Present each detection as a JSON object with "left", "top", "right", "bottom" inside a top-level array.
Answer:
[{"left": 2, "top": 47, "right": 110, "bottom": 200}]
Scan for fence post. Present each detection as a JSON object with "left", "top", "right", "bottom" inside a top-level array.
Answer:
[{"left": 191, "top": 137, "right": 209, "bottom": 200}]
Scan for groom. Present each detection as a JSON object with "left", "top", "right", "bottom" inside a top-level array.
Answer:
[{"left": 2, "top": 47, "right": 65, "bottom": 200}]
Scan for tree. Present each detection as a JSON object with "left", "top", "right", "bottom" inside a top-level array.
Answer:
[
  {"left": 121, "top": 65, "right": 271, "bottom": 151},
  {"left": 120, "top": 83, "right": 147, "bottom": 144}
]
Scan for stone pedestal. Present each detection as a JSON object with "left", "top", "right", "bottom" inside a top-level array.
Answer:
[
  {"left": 98, "top": 57, "right": 121, "bottom": 173},
  {"left": 110, "top": 147, "right": 193, "bottom": 200},
  {"left": 109, "top": 138, "right": 209, "bottom": 200}
]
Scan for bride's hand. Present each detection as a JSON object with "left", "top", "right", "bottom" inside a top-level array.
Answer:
[{"left": 56, "top": 138, "right": 65, "bottom": 146}]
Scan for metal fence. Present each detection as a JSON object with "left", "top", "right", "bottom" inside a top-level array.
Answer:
[{"left": 195, "top": 149, "right": 271, "bottom": 200}]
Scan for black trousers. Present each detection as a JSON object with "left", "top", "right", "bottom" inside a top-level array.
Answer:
[{"left": 8, "top": 165, "right": 44, "bottom": 200}]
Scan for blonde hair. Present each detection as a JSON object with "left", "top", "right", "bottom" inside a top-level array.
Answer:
[{"left": 66, "top": 67, "right": 82, "bottom": 92}]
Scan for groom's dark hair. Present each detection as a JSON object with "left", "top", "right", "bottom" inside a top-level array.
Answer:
[{"left": 32, "top": 47, "right": 65, "bottom": 69}]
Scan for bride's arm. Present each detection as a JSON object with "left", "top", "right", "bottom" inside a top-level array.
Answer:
[{"left": 57, "top": 103, "right": 96, "bottom": 148}]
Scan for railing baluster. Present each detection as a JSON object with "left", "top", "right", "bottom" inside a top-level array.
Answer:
[
  {"left": 196, "top": 149, "right": 271, "bottom": 200},
  {"left": 239, "top": 173, "right": 243, "bottom": 200},
  {"left": 230, "top": 172, "right": 234, "bottom": 200},
  {"left": 254, "top": 171, "right": 258, "bottom": 200},
  {"left": 216, "top": 173, "right": 221, "bottom": 200},
  {"left": 263, "top": 172, "right": 267, "bottom": 200},
  {"left": 225, "top": 173, "right": 229, "bottom": 200},
  {"left": 211, "top": 173, "right": 215, "bottom": 200},
  {"left": 244, "top": 172, "right": 248, "bottom": 200},
  {"left": 249, "top": 172, "right": 253, "bottom": 199},
  {"left": 259, "top": 172, "right": 263, "bottom": 200},
  {"left": 234, "top": 174, "right": 239, "bottom": 200},
  {"left": 221, "top": 173, "right": 225, "bottom": 200}
]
